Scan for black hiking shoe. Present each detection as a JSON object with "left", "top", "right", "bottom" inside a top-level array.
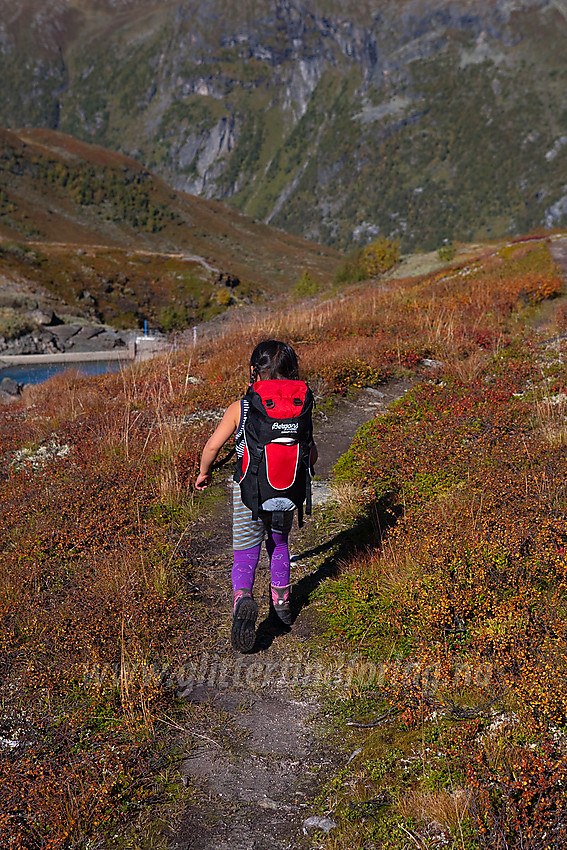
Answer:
[
  {"left": 231, "top": 589, "right": 258, "bottom": 653},
  {"left": 270, "top": 584, "right": 293, "bottom": 626}
]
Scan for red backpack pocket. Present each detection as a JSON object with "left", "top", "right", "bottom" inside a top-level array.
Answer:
[
  {"left": 241, "top": 443, "right": 249, "bottom": 477},
  {"left": 265, "top": 443, "right": 300, "bottom": 490}
]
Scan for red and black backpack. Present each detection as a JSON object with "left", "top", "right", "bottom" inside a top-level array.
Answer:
[{"left": 233, "top": 378, "right": 314, "bottom": 526}]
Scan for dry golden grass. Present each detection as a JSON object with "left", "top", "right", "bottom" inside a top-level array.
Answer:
[
  {"left": 398, "top": 785, "right": 472, "bottom": 837},
  {"left": 329, "top": 481, "right": 375, "bottom": 517},
  {"left": 1, "top": 233, "right": 566, "bottom": 848},
  {"left": 535, "top": 390, "right": 567, "bottom": 446}
]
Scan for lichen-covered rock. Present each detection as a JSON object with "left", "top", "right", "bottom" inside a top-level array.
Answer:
[{"left": 0, "top": 377, "right": 22, "bottom": 396}]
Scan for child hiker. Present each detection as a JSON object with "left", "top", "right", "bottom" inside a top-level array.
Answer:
[{"left": 195, "top": 339, "right": 317, "bottom": 653}]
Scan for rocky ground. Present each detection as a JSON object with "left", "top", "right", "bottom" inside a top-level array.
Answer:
[
  {"left": 0, "top": 320, "right": 134, "bottom": 399},
  {"left": 171, "top": 381, "right": 410, "bottom": 850},
  {"left": 0, "top": 318, "right": 132, "bottom": 357},
  {"left": 0, "top": 272, "right": 134, "bottom": 361}
]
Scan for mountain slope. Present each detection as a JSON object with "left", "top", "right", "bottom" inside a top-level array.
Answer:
[
  {"left": 0, "top": 126, "right": 341, "bottom": 329},
  {"left": 0, "top": 0, "right": 566, "bottom": 251}
]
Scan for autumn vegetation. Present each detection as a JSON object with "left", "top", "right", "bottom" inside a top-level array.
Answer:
[
  {"left": 333, "top": 236, "right": 401, "bottom": 285},
  {"left": 0, "top": 127, "right": 341, "bottom": 333},
  {"left": 0, "top": 234, "right": 566, "bottom": 847}
]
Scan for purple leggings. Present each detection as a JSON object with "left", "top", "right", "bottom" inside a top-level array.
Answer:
[{"left": 232, "top": 529, "right": 290, "bottom": 593}]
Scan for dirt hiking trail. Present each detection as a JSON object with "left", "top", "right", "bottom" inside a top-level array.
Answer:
[
  {"left": 171, "top": 380, "right": 410, "bottom": 850},
  {"left": 169, "top": 235, "right": 567, "bottom": 849}
]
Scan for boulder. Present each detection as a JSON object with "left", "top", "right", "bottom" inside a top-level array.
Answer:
[
  {"left": 28, "top": 309, "right": 53, "bottom": 326},
  {"left": 70, "top": 326, "right": 116, "bottom": 351},
  {"left": 82, "top": 330, "right": 118, "bottom": 351},
  {"left": 49, "top": 325, "right": 81, "bottom": 343},
  {"left": 0, "top": 377, "right": 22, "bottom": 396},
  {"left": 28, "top": 309, "right": 64, "bottom": 326},
  {"left": 72, "top": 326, "right": 104, "bottom": 341}
]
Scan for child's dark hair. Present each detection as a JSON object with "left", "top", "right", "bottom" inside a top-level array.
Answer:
[{"left": 250, "top": 339, "right": 299, "bottom": 382}]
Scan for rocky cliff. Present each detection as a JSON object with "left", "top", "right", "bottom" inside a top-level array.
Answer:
[{"left": 1, "top": 0, "right": 566, "bottom": 250}]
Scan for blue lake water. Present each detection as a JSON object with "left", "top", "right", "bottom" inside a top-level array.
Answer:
[{"left": 0, "top": 359, "right": 125, "bottom": 386}]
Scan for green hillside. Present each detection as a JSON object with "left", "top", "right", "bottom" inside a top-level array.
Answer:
[{"left": 0, "top": 0, "right": 566, "bottom": 250}]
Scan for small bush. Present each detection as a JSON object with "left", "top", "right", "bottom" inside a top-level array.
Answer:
[
  {"left": 437, "top": 243, "right": 456, "bottom": 262},
  {"left": 321, "top": 357, "right": 386, "bottom": 395},
  {"left": 334, "top": 238, "right": 401, "bottom": 284},
  {"left": 333, "top": 249, "right": 368, "bottom": 285},
  {"left": 361, "top": 237, "right": 401, "bottom": 277},
  {"left": 294, "top": 272, "right": 319, "bottom": 297},
  {"left": 216, "top": 288, "right": 233, "bottom": 307}
]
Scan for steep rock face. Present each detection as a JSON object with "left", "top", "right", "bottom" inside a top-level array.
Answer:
[{"left": 0, "top": 0, "right": 566, "bottom": 250}]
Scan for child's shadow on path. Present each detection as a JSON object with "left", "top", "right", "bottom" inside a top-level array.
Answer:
[{"left": 252, "top": 494, "right": 402, "bottom": 653}]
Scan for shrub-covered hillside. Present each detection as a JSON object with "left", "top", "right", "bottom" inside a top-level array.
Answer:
[
  {"left": 0, "top": 126, "right": 341, "bottom": 330},
  {"left": 0, "top": 233, "right": 566, "bottom": 847}
]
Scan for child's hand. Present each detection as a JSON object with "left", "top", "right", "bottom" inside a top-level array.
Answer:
[
  {"left": 194, "top": 400, "right": 241, "bottom": 492},
  {"left": 195, "top": 471, "right": 211, "bottom": 490}
]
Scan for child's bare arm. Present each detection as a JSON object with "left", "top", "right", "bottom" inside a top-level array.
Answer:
[{"left": 195, "top": 400, "right": 241, "bottom": 490}]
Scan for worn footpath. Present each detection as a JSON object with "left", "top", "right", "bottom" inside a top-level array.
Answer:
[{"left": 171, "top": 381, "right": 410, "bottom": 850}]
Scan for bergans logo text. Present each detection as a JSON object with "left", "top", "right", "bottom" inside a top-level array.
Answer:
[{"left": 272, "top": 422, "right": 298, "bottom": 431}]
